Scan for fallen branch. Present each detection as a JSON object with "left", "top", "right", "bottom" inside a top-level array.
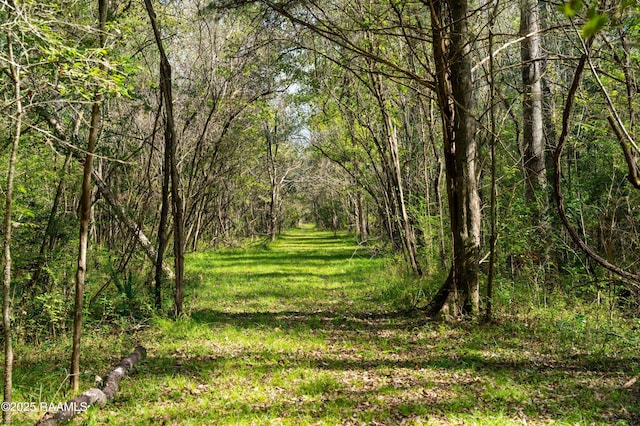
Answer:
[
  {"left": 92, "top": 172, "right": 175, "bottom": 280},
  {"left": 608, "top": 116, "right": 640, "bottom": 189},
  {"left": 36, "top": 346, "right": 146, "bottom": 426}
]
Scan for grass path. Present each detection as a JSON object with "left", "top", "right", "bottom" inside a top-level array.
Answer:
[{"left": 19, "top": 227, "right": 640, "bottom": 424}]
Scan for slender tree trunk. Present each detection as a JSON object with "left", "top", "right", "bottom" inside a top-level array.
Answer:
[
  {"left": 387, "top": 118, "right": 422, "bottom": 276},
  {"left": 270, "top": 184, "right": 279, "bottom": 241},
  {"left": 2, "top": 27, "right": 22, "bottom": 423},
  {"left": 70, "top": 103, "right": 100, "bottom": 392},
  {"left": 356, "top": 190, "right": 367, "bottom": 244},
  {"left": 145, "top": 0, "right": 185, "bottom": 316},
  {"left": 267, "top": 128, "right": 279, "bottom": 242},
  {"left": 70, "top": 0, "right": 107, "bottom": 391},
  {"left": 170, "top": 131, "right": 185, "bottom": 316},
  {"left": 154, "top": 113, "right": 170, "bottom": 311},
  {"left": 370, "top": 71, "right": 422, "bottom": 275},
  {"left": 485, "top": 0, "right": 500, "bottom": 323}
]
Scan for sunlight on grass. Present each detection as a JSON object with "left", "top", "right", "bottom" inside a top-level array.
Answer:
[{"left": 12, "top": 227, "right": 640, "bottom": 425}]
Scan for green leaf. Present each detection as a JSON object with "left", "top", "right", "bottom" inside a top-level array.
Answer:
[
  {"left": 582, "top": 12, "right": 608, "bottom": 39},
  {"left": 557, "top": 0, "right": 583, "bottom": 17}
]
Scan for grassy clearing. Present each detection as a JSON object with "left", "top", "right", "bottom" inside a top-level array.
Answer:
[{"left": 12, "top": 226, "right": 640, "bottom": 425}]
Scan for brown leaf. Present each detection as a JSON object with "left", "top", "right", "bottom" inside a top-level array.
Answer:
[{"left": 623, "top": 377, "right": 637, "bottom": 388}]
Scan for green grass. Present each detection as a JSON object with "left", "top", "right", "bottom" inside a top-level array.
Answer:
[{"left": 11, "top": 226, "right": 640, "bottom": 425}]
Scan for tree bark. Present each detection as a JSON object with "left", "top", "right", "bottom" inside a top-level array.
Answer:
[
  {"left": 388, "top": 119, "right": 422, "bottom": 276},
  {"left": 429, "top": 0, "right": 481, "bottom": 316},
  {"left": 266, "top": 124, "right": 279, "bottom": 242},
  {"left": 70, "top": 102, "right": 101, "bottom": 392},
  {"left": 521, "top": 0, "right": 547, "bottom": 208},
  {"left": 154, "top": 110, "right": 170, "bottom": 311},
  {"left": 369, "top": 69, "right": 422, "bottom": 275}
]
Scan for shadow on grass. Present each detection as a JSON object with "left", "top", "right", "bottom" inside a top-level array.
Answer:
[
  {"left": 142, "top": 228, "right": 639, "bottom": 424},
  {"left": 135, "top": 306, "right": 640, "bottom": 424},
  {"left": 189, "top": 308, "right": 419, "bottom": 333}
]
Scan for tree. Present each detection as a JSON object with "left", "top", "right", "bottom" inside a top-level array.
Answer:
[
  {"left": 426, "top": 0, "right": 481, "bottom": 316},
  {"left": 144, "top": 0, "right": 185, "bottom": 315},
  {"left": 70, "top": 0, "right": 108, "bottom": 393},
  {"left": 521, "top": 0, "right": 546, "bottom": 209},
  {"left": 2, "top": 3, "right": 23, "bottom": 420}
]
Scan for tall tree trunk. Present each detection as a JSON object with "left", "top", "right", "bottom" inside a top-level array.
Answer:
[
  {"left": 2, "top": 24, "right": 22, "bottom": 423},
  {"left": 387, "top": 117, "right": 422, "bottom": 276},
  {"left": 70, "top": 0, "right": 107, "bottom": 392},
  {"left": 370, "top": 70, "right": 422, "bottom": 275},
  {"left": 145, "top": 0, "right": 185, "bottom": 316},
  {"left": 521, "top": 0, "right": 546, "bottom": 209},
  {"left": 70, "top": 100, "right": 101, "bottom": 392},
  {"left": 266, "top": 126, "right": 279, "bottom": 242},
  {"left": 155, "top": 111, "right": 170, "bottom": 311},
  {"left": 428, "top": 0, "right": 480, "bottom": 316},
  {"left": 485, "top": 0, "right": 500, "bottom": 323},
  {"left": 269, "top": 184, "right": 279, "bottom": 242},
  {"left": 170, "top": 126, "right": 185, "bottom": 316},
  {"left": 539, "top": 1, "right": 557, "bottom": 180},
  {"left": 450, "top": 0, "right": 480, "bottom": 315},
  {"left": 356, "top": 190, "right": 367, "bottom": 244}
]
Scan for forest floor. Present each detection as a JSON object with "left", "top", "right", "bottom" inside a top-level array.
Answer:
[{"left": 17, "top": 226, "right": 640, "bottom": 425}]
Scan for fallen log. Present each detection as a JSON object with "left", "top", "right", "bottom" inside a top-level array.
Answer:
[{"left": 36, "top": 346, "right": 146, "bottom": 426}]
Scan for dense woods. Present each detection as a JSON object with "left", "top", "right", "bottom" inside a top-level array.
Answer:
[{"left": 0, "top": 0, "right": 640, "bottom": 423}]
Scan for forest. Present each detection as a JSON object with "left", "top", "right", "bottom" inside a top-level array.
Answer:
[{"left": 0, "top": 0, "right": 639, "bottom": 424}]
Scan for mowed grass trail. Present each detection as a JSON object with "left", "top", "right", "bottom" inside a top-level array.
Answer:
[{"left": 19, "top": 226, "right": 640, "bottom": 425}]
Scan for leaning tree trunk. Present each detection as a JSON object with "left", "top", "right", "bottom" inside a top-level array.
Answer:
[
  {"left": 369, "top": 69, "right": 422, "bottom": 275},
  {"left": 92, "top": 171, "right": 175, "bottom": 280},
  {"left": 428, "top": 0, "right": 481, "bottom": 317},
  {"left": 387, "top": 118, "right": 422, "bottom": 276}
]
